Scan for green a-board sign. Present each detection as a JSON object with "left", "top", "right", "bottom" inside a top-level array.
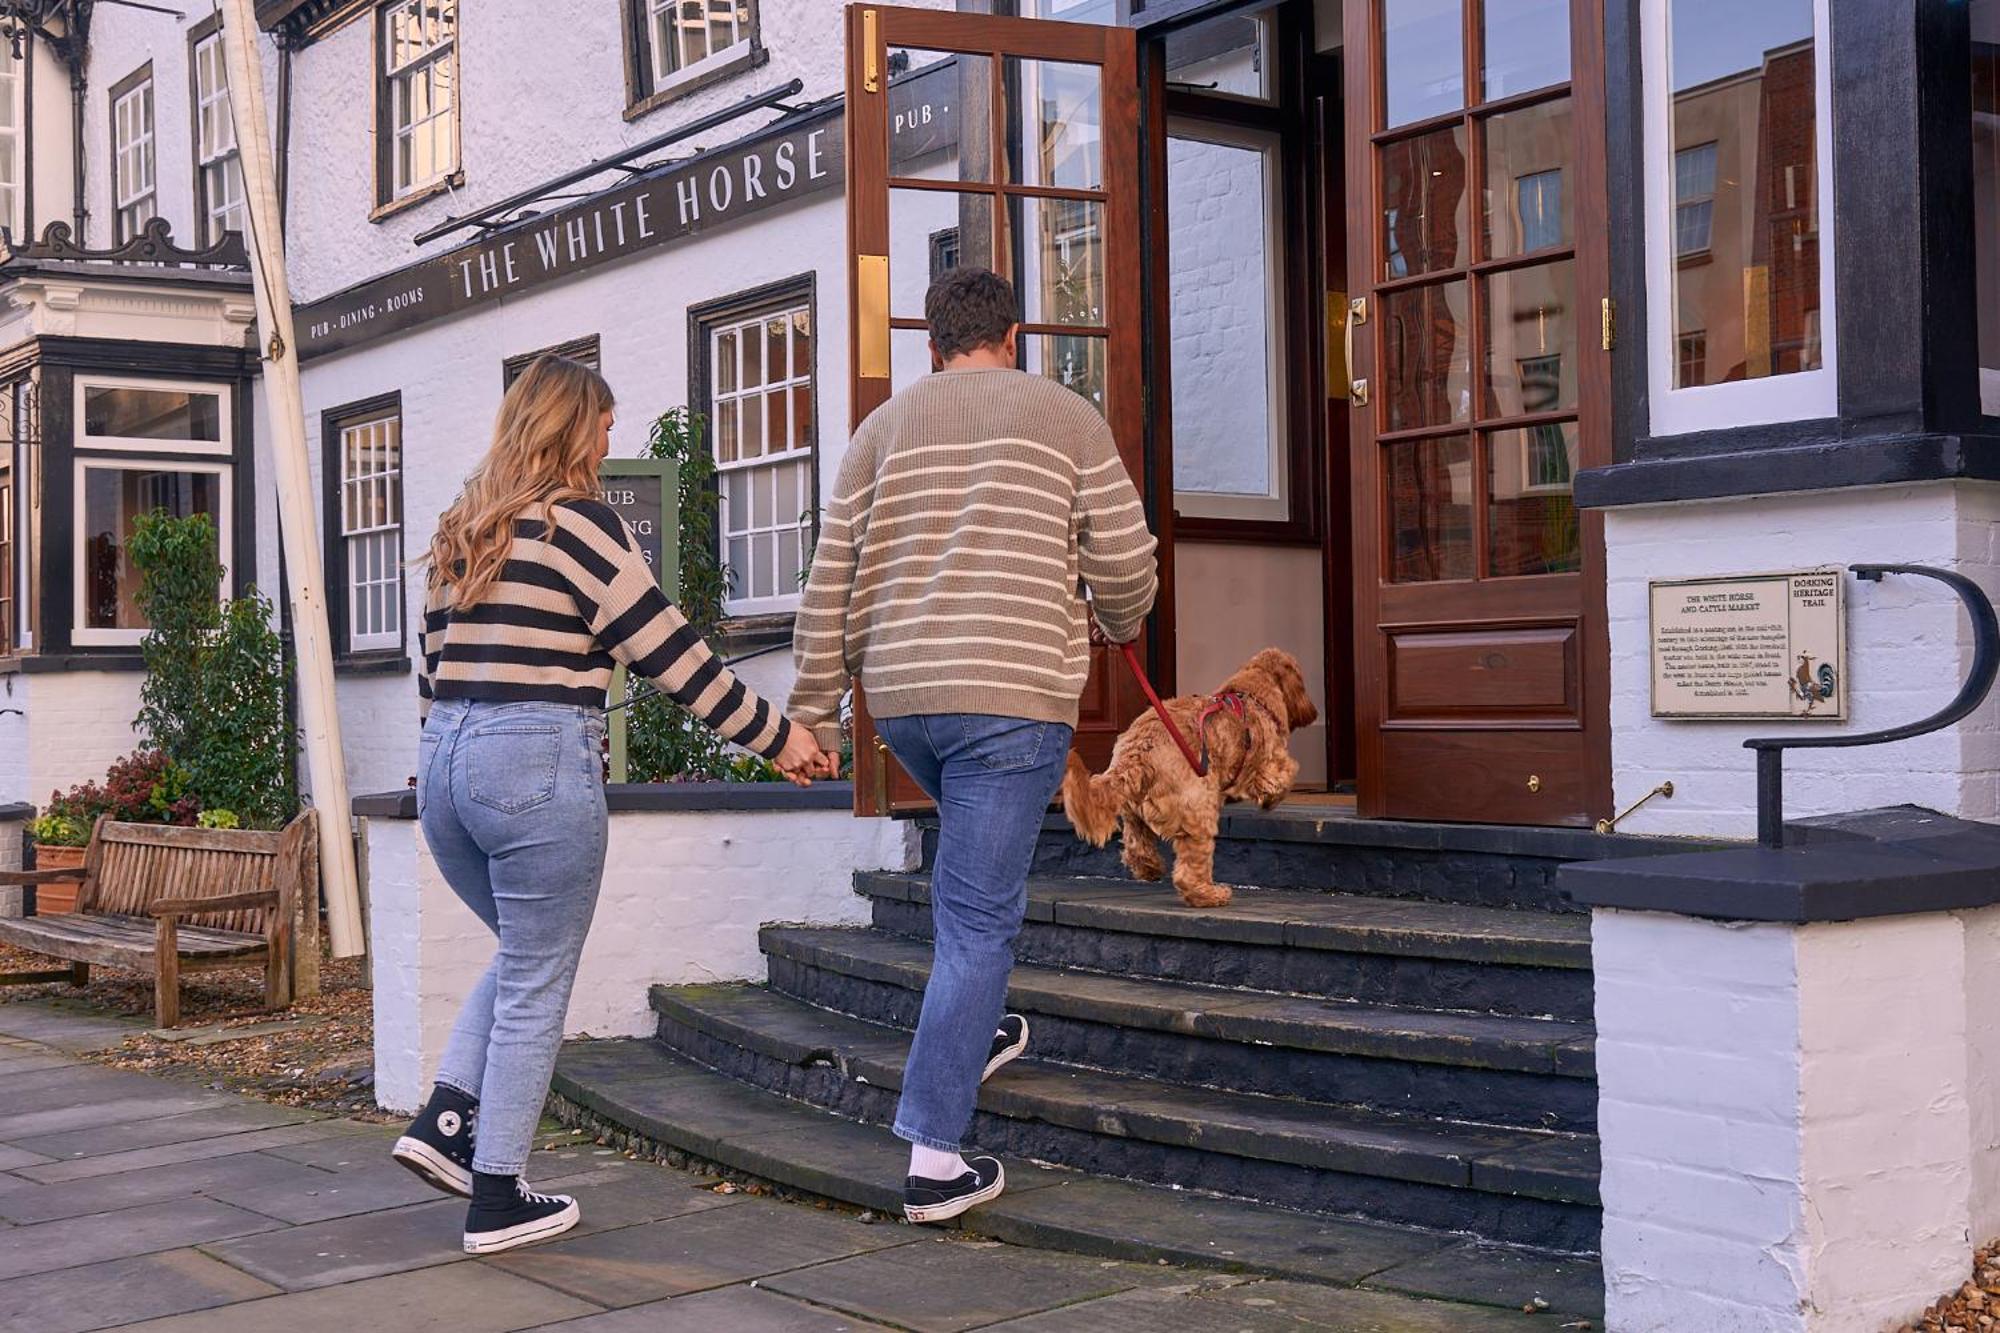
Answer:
[{"left": 600, "top": 457, "right": 678, "bottom": 783}]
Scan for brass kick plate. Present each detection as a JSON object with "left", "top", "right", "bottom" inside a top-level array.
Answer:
[{"left": 857, "top": 254, "right": 890, "bottom": 379}]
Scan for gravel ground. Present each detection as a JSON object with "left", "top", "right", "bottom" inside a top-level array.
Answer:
[
  {"left": 0, "top": 939, "right": 389, "bottom": 1120},
  {"left": 1902, "top": 1243, "right": 2000, "bottom": 1333}
]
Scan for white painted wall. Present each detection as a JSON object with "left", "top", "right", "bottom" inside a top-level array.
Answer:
[
  {"left": 1604, "top": 482, "right": 2000, "bottom": 838},
  {"left": 0, "top": 672, "right": 27, "bottom": 805},
  {"left": 365, "top": 805, "right": 919, "bottom": 1114},
  {"left": 18, "top": 670, "right": 147, "bottom": 804}
]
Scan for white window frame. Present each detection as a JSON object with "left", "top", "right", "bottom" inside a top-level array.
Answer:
[
  {"left": 0, "top": 43, "right": 25, "bottom": 240},
  {"left": 71, "top": 457, "right": 232, "bottom": 648},
  {"left": 1642, "top": 0, "right": 1837, "bottom": 436},
  {"left": 337, "top": 409, "right": 403, "bottom": 654},
  {"left": 709, "top": 300, "right": 815, "bottom": 617},
  {"left": 193, "top": 31, "right": 246, "bottom": 246},
  {"left": 112, "top": 77, "right": 156, "bottom": 244},
  {"left": 75, "top": 376, "right": 232, "bottom": 457},
  {"left": 646, "top": 0, "right": 758, "bottom": 94},
  {"left": 380, "top": 0, "right": 459, "bottom": 202}
]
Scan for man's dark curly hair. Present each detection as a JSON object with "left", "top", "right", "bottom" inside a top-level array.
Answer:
[{"left": 924, "top": 266, "right": 1019, "bottom": 360}]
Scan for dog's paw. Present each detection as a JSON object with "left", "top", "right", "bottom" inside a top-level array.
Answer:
[{"left": 1178, "top": 883, "right": 1234, "bottom": 909}]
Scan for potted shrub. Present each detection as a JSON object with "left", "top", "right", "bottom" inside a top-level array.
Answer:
[{"left": 25, "top": 810, "right": 90, "bottom": 911}]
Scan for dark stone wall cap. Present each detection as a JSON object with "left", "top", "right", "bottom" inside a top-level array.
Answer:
[
  {"left": 1561, "top": 807, "right": 2000, "bottom": 922},
  {"left": 353, "top": 791, "right": 416, "bottom": 818},
  {"left": 18, "top": 653, "right": 149, "bottom": 674},
  {"left": 1576, "top": 432, "right": 2000, "bottom": 510},
  {"left": 0, "top": 801, "right": 32, "bottom": 821},
  {"left": 353, "top": 782, "right": 855, "bottom": 820}
]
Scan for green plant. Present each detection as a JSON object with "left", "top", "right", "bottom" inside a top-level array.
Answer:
[
  {"left": 46, "top": 749, "right": 200, "bottom": 829},
  {"left": 197, "top": 809, "right": 240, "bottom": 830},
  {"left": 27, "top": 813, "right": 90, "bottom": 848},
  {"left": 129, "top": 511, "right": 222, "bottom": 765}
]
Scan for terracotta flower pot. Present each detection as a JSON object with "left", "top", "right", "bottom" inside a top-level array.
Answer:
[{"left": 29, "top": 844, "right": 86, "bottom": 914}]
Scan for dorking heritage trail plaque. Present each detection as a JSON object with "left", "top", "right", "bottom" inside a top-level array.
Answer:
[{"left": 1649, "top": 569, "right": 1846, "bottom": 720}]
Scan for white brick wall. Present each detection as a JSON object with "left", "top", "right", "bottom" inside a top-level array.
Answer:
[
  {"left": 1605, "top": 481, "right": 2000, "bottom": 838},
  {"left": 19, "top": 671, "right": 148, "bottom": 806},
  {"left": 366, "top": 804, "right": 919, "bottom": 1114}
]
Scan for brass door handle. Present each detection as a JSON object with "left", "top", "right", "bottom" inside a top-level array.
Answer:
[
  {"left": 863, "top": 9, "right": 880, "bottom": 93},
  {"left": 1347, "top": 296, "right": 1369, "bottom": 407}
]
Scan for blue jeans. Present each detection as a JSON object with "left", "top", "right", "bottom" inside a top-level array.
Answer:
[
  {"left": 875, "top": 713, "right": 1074, "bottom": 1152},
  {"left": 417, "top": 699, "right": 608, "bottom": 1176}
]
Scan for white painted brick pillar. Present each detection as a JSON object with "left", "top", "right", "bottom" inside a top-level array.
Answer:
[{"left": 1595, "top": 908, "right": 1986, "bottom": 1332}]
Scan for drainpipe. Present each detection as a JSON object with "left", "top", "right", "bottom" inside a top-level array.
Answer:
[
  {"left": 275, "top": 35, "right": 291, "bottom": 234},
  {"left": 68, "top": 63, "right": 82, "bottom": 237}
]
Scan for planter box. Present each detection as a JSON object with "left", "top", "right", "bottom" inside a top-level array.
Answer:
[{"left": 29, "top": 845, "right": 86, "bottom": 914}]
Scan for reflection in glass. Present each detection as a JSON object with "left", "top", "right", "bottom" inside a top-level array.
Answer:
[
  {"left": 1385, "top": 435, "right": 1474, "bottom": 582},
  {"left": 890, "top": 189, "right": 994, "bottom": 321},
  {"left": 892, "top": 327, "right": 935, "bottom": 394},
  {"left": 83, "top": 467, "right": 222, "bottom": 630},
  {"left": 1006, "top": 58, "right": 1102, "bottom": 190},
  {"left": 1163, "top": 12, "right": 1273, "bottom": 102},
  {"left": 890, "top": 51, "right": 991, "bottom": 181},
  {"left": 84, "top": 385, "right": 223, "bottom": 443},
  {"left": 1488, "top": 424, "right": 1580, "bottom": 576},
  {"left": 1483, "top": 99, "right": 1573, "bottom": 259},
  {"left": 1483, "top": 261, "right": 1577, "bottom": 417},
  {"left": 1381, "top": 126, "right": 1468, "bottom": 278},
  {"left": 1483, "top": 0, "right": 1571, "bottom": 99},
  {"left": 1382, "top": 280, "right": 1471, "bottom": 432},
  {"left": 1015, "top": 195, "right": 1106, "bottom": 327},
  {"left": 1975, "top": 0, "right": 1999, "bottom": 414},
  {"left": 1668, "top": 0, "right": 1820, "bottom": 387},
  {"left": 1021, "top": 334, "right": 1107, "bottom": 414},
  {"left": 1383, "top": 0, "right": 1464, "bottom": 128},
  {"left": 1168, "top": 128, "right": 1283, "bottom": 512}
]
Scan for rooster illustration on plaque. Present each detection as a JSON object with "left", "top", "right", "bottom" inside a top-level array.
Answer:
[{"left": 1789, "top": 652, "right": 1838, "bottom": 715}]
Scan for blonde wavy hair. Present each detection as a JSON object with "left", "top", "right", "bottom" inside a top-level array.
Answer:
[{"left": 427, "top": 355, "right": 616, "bottom": 610}]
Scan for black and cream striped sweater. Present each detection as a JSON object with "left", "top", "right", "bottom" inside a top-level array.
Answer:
[{"left": 419, "top": 497, "right": 792, "bottom": 760}]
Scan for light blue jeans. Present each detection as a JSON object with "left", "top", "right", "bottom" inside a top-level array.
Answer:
[
  {"left": 875, "top": 713, "right": 1074, "bottom": 1152},
  {"left": 417, "top": 699, "right": 608, "bottom": 1176}
]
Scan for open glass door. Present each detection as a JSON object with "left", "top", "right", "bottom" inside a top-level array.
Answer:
[
  {"left": 1342, "top": 0, "right": 1611, "bottom": 825},
  {"left": 845, "top": 5, "right": 1153, "bottom": 815}
]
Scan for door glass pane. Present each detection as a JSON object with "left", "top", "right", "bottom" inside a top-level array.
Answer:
[
  {"left": 891, "top": 51, "right": 991, "bottom": 181},
  {"left": 1020, "top": 333, "right": 1107, "bottom": 414},
  {"left": 1014, "top": 196, "right": 1105, "bottom": 327},
  {"left": 1381, "top": 126, "right": 1469, "bottom": 278},
  {"left": 1483, "top": 0, "right": 1571, "bottom": 100},
  {"left": 891, "top": 189, "right": 995, "bottom": 320},
  {"left": 1488, "top": 424, "right": 1579, "bottom": 576},
  {"left": 1004, "top": 58, "right": 1102, "bottom": 190},
  {"left": 893, "top": 328, "right": 935, "bottom": 394},
  {"left": 1385, "top": 435, "right": 1475, "bottom": 582},
  {"left": 1383, "top": 0, "right": 1465, "bottom": 129},
  {"left": 1381, "top": 280, "right": 1471, "bottom": 432},
  {"left": 1482, "top": 98, "right": 1572, "bottom": 260},
  {"left": 1973, "top": 0, "right": 1999, "bottom": 414},
  {"left": 1164, "top": 11, "right": 1274, "bottom": 102},
  {"left": 1483, "top": 260, "right": 1577, "bottom": 416},
  {"left": 1668, "top": 0, "right": 1820, "bottom": 386}
]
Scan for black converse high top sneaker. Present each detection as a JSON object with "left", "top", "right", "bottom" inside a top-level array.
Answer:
[
  {"left": 463, "top": 1173, "right": 581, "bottom": 1254},
  {"left": 392, "top": 1084, "right": 477, "bottom": 1198}
]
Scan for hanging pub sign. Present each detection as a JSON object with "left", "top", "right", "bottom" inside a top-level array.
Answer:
[
  {"left": 296, "top": 60, "right": 960, "bottom": 362},
  {"left": 1649, "top": 569, "right": 1846, "bottom": 720}
]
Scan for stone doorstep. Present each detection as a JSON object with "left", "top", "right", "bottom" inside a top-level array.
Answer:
[{"left": 148, "top": 1015, "right": 330, "bottom": 1044}]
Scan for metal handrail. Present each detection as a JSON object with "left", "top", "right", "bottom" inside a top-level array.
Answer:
[{"left": 1745, "top": 564, "right": 2000, "bottom": 847}]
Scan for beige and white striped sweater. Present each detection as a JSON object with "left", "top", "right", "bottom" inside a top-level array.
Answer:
[{"left": 789, "top": 367, "right": 1159, "bottom": 748}]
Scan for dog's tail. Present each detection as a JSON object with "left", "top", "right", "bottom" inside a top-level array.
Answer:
[{"left": 1061, "top": 750, "right": 1134, "bottom": 847}]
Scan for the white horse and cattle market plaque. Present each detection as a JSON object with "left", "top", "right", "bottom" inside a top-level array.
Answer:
[{"left": 1649, "top": 569, "right": 1846, "bottom": 720}]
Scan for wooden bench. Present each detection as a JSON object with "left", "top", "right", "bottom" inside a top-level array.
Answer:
[{"left": 0, "top": 813, "right": 320, "bottom": 1027}]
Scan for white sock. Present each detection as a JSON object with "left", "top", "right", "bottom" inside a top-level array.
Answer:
[{"left": 909, "top": 1144, "right": 970, "bottom": 1181}]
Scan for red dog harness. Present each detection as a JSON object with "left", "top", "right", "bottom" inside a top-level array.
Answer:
[{"left": 1117, "top": 641, "right": 1251, "bottom": 780}]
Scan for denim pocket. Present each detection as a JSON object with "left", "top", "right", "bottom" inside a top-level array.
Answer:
[
  {"left": 962, "top": 716, "right": 1049, "bottom": 773},
  {"left": 466, "top": 725, "right": 562, "bottom": 814},
  {"left": 415, "top": 734, "right": 442, "bottom": 818}
]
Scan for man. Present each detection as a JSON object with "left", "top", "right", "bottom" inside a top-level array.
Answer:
[{"left": 788, "top": 267, "right": 1158, "bottom": 1223}]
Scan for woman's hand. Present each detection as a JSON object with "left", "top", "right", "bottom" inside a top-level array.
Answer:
[{"left": 774, "top": 726, "right": 828, "bottom": 787}]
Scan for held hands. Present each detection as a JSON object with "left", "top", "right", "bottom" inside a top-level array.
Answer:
[{"left": 775, "top": 724, "right": 840, "bottom": 787}]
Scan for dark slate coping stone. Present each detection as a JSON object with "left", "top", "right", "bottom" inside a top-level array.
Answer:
[
  {"left": 0, "top": 802, "right": 32, "bottom": 822},
  {"left": 332, "top": 653, "right": 412, "bottom": 677},
  {"left": 10, "top": 652, "right": 149, "bottom": 674},
  {"left": 1362, "top": 1240, "right": 1604, "bottom": 1319},
  {"left": 1561, "top": 805, "right": 2000, "bottom": 923},
  {"left": 354, "top": 780, "right": 855, "bottom": 819},
  {"left": 1576, "top": 429, "right": 2000, "bottom": 509}
]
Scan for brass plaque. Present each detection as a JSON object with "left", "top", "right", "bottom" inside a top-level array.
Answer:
[
  {"left": 1649, "top": 569, "right": 1845, "bottom": 720},
  {"left": 857, "top": 253, "right": 890, "bottom": 380}
]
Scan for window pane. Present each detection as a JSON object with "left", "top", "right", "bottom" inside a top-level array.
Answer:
[
  {"left": 1163, "top": 11, "right": 1272, "bottom": 102},
  {"left": 1381, "top": 125, "right": 1469, "bottom": 279},
  {"left": 1483, "top": 98, "right": 1572, "bottom": 260},
  {"left": 1016, "top": 196, "right": 1105, "bottom": 327},
  {"left": 742, "top": 324, "right": 764, "bottom": 388},
  {"left": 84, "top": 384, "right": 223, "bottom": 443},
  {"left": 1668, "top": 0, "right": 1820, "bottom": 387},
  {"left": 1381, "top": 280, "right": 1471, "bottom": 432},
  {"left": 1020, "top": 334, "right": 1107, "bottom": 414},
  {"left": 890, "top": 52, "right": 992, "bottom": 180},
  {"left": 766, "top": 390, "right": 790, "bottom": 451},
  {"left": 792, "top": 384, "right": 815, "bottom": 448},
  {"left": 727, "top": 473, "right": 749, "bottom": 531},
  {"left": 1488, "top": 424, "right": 1580, "bottom": 576},
  {"left": 1975, "top": 0, "right": 1999, "bottom": 414},
  {"left": 740, "top": 393, "right": 764, "bottom": 459},
  {"left": 892, "top": 189, "right": 995, "bottom": 321},
  {"left": 1482, "top": 260, "right": 1578, "bottom": 416},
  {"left": 716, "top": 330, "right": 737, "bottom": 392},
  {"left": 82, "top": 468, "right": 222, "bottom": 630},
  {"left": 715, "top": 398, "right": 738, "bottom": 463},
  {"left": 1383, "top": 0, "right": 1464, "bottom": 129},
  {"left": 1385, "top": 435, "right": 1474, "bottom": 582},
  {"left": 1005, "top": 58, "right": 1103, "bottom": 191},
  {"left": 1483, "top": 0, "right": 1571, "bottom": 100}
]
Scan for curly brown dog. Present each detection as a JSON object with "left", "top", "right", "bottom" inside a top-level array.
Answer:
[{"left": 1061, "top": 648, "right": 1318, "bottom": 908}]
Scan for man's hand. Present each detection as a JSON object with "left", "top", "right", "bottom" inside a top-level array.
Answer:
[{"left": 775, "top": 727, "right": 827, "bottom": 788}]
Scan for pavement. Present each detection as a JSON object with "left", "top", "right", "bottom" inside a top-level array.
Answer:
[{"left": 0, "top": 999, "right": 1564, "bottom": 1331}]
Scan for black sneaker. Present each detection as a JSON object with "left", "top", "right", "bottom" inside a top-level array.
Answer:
[
  {"left": 984, "top": 1015, "right": 1029, "bottom": 1082},
  {"left": 903, "top": 1155, "right": 1005, "bottom": 1225},
  {"left": 392, "top": 1087, "right": 476, "bottom": 1198},
  {"left": 462, "top": 1178, "right": 581, "bottom": 1254}
]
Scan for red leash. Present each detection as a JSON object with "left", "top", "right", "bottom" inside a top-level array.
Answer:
[{"left": 1118, "top": 640, "right": 1212, "bottom": 777}]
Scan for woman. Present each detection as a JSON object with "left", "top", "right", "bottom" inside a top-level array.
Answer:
[{"left": 390, "top": 356, "right": 825, "bottom": 1255}]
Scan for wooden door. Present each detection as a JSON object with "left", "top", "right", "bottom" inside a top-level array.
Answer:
[
  {"left": 1342, "top": 0, "right": 1611, "bottom": 826},
  {"left": 845, "top": 5, "right": 1153, "bottom": 815}
]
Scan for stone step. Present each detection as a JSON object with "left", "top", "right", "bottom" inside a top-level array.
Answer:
[
  {"left": 859, "top": 871, "right": 1595, "bottom": 1022},
  {"left": 761, "top": 925, "right": 1596, "bottom": 1131},
  {"left": 548, "top": 1037, "right": 1606, "bottom": 1317},
  {"left": 649, "top": 982, "right": 1601, "bottom": 1252}
]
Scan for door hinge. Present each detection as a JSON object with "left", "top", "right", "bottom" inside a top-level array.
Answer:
[{"left": 1601, "top": 297, "right": 1616, "bottom": 352}]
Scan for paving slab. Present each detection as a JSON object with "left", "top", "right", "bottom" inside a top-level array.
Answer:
[
  {"left": 969, "top": 1276, "right": 1300, "bottom": 1333},
  {"left": 483, "top": 1196, "right": 917, "bottom": 1307},
  {"left": 149, "top": 1015, "right": 328, "bottom": 1044},
  {"left": 15, "top": 1119, "right": 373, "bottom": 1184},
  {"left": 1184, "top": 1277, "right": 1545, "bottom": 1331},
  {"left": 1363, "top": 1240, "right": 1605, "bottom": 1318},
  {"left": 0, "top": 1142, "right": 55, "bottom": 1170},
  {"left": 0, "top": 999, "right": 149, "bottom": 1052},
  {"left": 8, "top": 1099, "right": 323, "bottom": 1161},
  {"left": 0, "top": 1195, "right": 280, "bottom": 1281},
  {"left": 760, "top": 1235, "right": 1169, "bottom": 1333},
  {"left": 0, "top": 1146, "right": 334, "bottom": 1224},
  {"left": 206, "top": 1153, "right": 444, "bottom": 1224},
  {"left": 0, "top": 1247, "right": 280, "bottom": 1333},
  {"left": 255, "top": 1124, "right": 403, "bottom": 1168},
  {"left": 0, "top": 1050, "right": 80, "bottom": 1074},
  {"left": 0, "top": 1088, "right": 237, "bottom": 1142},
  {"left": 198, "top": 1197, "right": 468, "bottom": 1290},
  {"left": 530, "top": 1159, "right": 744, "bottom": 1234},
  {"left": 0, "top": 1062, "right": 186, "bottom": 1112},
  {"left": 114, "top": 1258, "right": 602, "bottom": 1332},
  {"left": 522, "top": 1284, "right": 898, "bottom": 1331}
]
